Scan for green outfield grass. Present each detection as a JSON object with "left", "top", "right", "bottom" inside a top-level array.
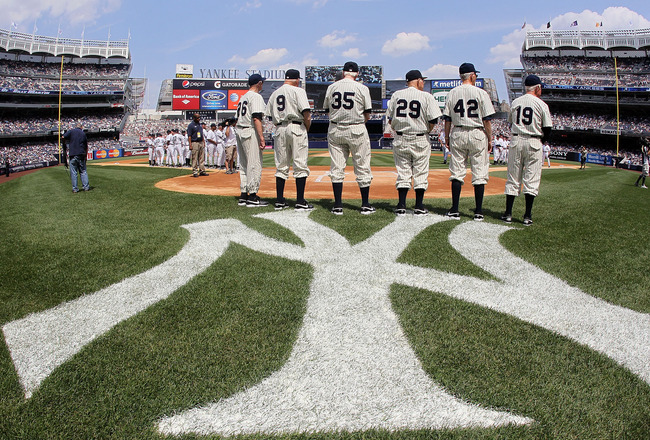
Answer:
[{"left": 0, "top": 156, "right": 648, "bottom": 439}]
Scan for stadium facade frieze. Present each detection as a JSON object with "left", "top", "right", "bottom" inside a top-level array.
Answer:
[{"left": 198, "top": 68, "right": 286, "bottom": 80}]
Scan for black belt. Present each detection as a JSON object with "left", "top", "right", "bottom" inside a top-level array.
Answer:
[
  {"left": 236, "top": 125, "right": 250, "bottom": 129},
  {"left": 330, "top": 121, "right": 363, "bottom": 125},
  {"left": 396, "top": 131, "right": 427, "bottom": 137}
]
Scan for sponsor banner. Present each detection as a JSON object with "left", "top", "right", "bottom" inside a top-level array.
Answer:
[
  {"left": 431, "top": 89, "right": 449, "bottom": 109},
  {"left": 124, "top": 148, "right": 148, "bottom": 156},
  {"left": 176, "top": 64, "right": 194, "bottom": 77},
  {"left": 544, "top": 84, "right": 650, "bottom": 92},
  {"left": 93, "top": 149, "right": 123, "bottom": 160},
  {"left": 587, "top": 153, "right": 614, "bottom": 166},
  {"left": 172, "top": 89, "right": 200, "bottom": 110},
  {"left": 184, "top": 110, "right": 216, "bottom": 120},
  {"left": 227, "top": 89, "right": 247, "bottom": 110},
  {"left": 200, "top": 90, "right": 228, "bottom": 110},
  {"left": 431, "top": 79, "right": 484, "bottom": 89},
  {"left": 549, "top": 151, "right": 569, "bottom": 160}
]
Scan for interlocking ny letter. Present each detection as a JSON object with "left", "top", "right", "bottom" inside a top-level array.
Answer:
[{"left": 3, "top": 211, "right": 649, "bottom": 437}]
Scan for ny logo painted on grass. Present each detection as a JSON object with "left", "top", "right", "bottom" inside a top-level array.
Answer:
[{"left": 3, "top": 211, "right": 649, "bottom": 437}]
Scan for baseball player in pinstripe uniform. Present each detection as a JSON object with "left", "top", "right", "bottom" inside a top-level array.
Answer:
[
  {"left": 386, "top": 69, "right": 441, "bottom": 216},
  {"left": 634, "top": 138, "right": 649, "bottom": 188},
  {"left": 236, "top": 74, "right": 269, "bottom": 207},
  {"left": 154, "top": 133, "right": 166, "bottom": 166},
  {"left": 266, "top": 69, "right": 313, "bottom": 211},
  {"left": 324, "top": 61, "right": 374, "bottom": 215},
  {"left": 146, "top": 133, "right": 155, "bottom": 166},
  {"left": 502, "top": 74, "right": 552, "bottom": 226},
  {"left": 442, "top": 62, "right": 495, "bottom": 221}
]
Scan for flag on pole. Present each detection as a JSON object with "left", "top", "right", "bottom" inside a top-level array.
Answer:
[
  {"left": 11, "top": 21, "right": 18, "bottom": 30},
  {"left": 546, "top": 21, "right": 551, "bottom": 29},
  {"left": 521, "top": 21, "right": 526, "bottom": 29},
  {"left": 570, "top": 20, "right": 578, "bottom": 27}
]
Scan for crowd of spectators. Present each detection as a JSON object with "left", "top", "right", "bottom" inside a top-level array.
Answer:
[
  {"left": 523, "top": 56, "right": 650, "bottom": 88},
  {"left": 1, "top": 139, "right": 121, "bottom": 167},
  {"left": 0, "top": 59, "right": 129, "bottom": 93},
  {"left": 552, "top": 112, "right": 650, "bottom": 134},
  {"left": 522, "top": 56, "right": 650, "bottom": 73},
  {"left": 0, "top": 60, "right": 130, "bottom": 78},
  {"left": 1, "top": 114, "right": 123, "bottom": 135},
  {"left": 0, "top": 76, "right": 126, "bottom": 92}
]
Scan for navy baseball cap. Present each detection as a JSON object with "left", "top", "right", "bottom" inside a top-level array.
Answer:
[
  {"left": 524, "top": 74, "right": 543, "bottom": 87},
  {"left": 248, "top": 73, "right": 265, "bottom": 86},
  {"left": 343, "top": 61, "right": 359, "bottom": 73},
  {"left": 285, "top": 69, "right": 301, "bottom": 79},
  {"left": 406, "top": 69, "right": 426, "bottom": 82},
  {"left": 459, "top": 62, "right": 479, "bottom": 74}
]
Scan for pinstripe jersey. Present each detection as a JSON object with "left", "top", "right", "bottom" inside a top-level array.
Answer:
[
  {"left": 266, "top": 84, "right": 310, "bottom": 124},
  {"left": 508, "top": 93, "right": 552, "bottom": 137},
  {"left": 323, "top": 77, "right": 372, "bottom": 124},
  {"left": 236, "top": 90, "right": 266, "bottom": 128},
  {"left": 442, "top": 84, "right": 495, "bottom": 128},
  {"left": 387, "top": 86, "right": 442, "bottom": 134}
]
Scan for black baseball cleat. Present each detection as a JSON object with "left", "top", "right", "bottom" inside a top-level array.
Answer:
[
  {"left": 274, "top": 200, "right": 289, "bottom": 210},
  {"left": 501, "top": 214, "right": 513, "bottom": 224},
  {"left": 331, "top": 206, "right": 343, "bottom": 215},
  {"left": 199, "top": 171, "right": 208, "bottom": 176},
  {"left": 238, "top": 194, "right": 248, "bottom": 206},
  {"left": 523, "top": 217, "right": 533, "bottom": 226},
  {"left": 473, "top": 213, "right": 484, "bottom": 222},
  {"left": 394, "top": 204, "right": 406, "bottom": 216},
  {"left": 246, "top": 195, "right": 269, "bottom": 207},
  {"left": 413, "top": 206, "right": 429, "bottom": 216},
  {"left": 445, "top": 211, "right": 461, "bottom": 220},
  {"left": 295, "top": 200, "right": 314, "bottom": 211},
  {"left": 360, "top": 205, "right": 376, "bottom": 215}
]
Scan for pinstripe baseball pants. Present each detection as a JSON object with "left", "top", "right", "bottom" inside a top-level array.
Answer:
[
  {"left": 393, "top": 134, "right": 430, "bottom": 190},
  {"left": 505, "top": 135, "right": 543, "bottom": 197},
  {"left": 274, "top": 123, "right": 310, "bottom": 180},
  {"left": 448, "top": 127, "right": 489, "bottom": 185},
  {"left": 327, "top": 123, "right": 373, "bottom": 188},
  {"left": 236, "top": 127, "right": 263, "bottom": 194}
]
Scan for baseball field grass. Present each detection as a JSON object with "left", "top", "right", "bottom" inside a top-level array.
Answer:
[{"left": 0, "top": 153, "right": 648, "bottom": 439}]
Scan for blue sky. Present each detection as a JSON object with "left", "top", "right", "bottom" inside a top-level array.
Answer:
[{"left": 3, "top": 0, "right": 649, "bottom": 108}]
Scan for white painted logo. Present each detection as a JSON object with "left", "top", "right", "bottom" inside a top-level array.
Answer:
[{"left": 3, "top": 212, "right": 649, "bottom": 437}]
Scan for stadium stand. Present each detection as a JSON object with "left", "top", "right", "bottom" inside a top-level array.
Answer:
[
  {"left": 0, "top": 28, "right": 144, "bottom": 172},
  {"left": 504, "top": 27, "right": 650, "bottom": 157}
]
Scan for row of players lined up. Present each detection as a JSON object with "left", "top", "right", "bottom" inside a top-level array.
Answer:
[
  {"left": 144, "top": 119, "right": 240, "bottom": 173},
  {"left": 166, "top": 61, "right": 556, "bottom": 224}
]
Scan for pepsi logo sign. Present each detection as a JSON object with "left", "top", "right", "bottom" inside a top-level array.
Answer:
[{"left": 182, "top": 80, "right": 189, "bottom": 88}]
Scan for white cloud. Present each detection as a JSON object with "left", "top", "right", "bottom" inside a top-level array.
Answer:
[
  {"left": 5, "top": 0, "right": 121, "bottom": 26},
  {"left": 342, "top": 48, "right": 367, "bottom": 58},
  {"left": 381, "top": 32, "right": 430, "bottom": 56},
  {"left": 228, "top": 48, "right": 289, "bottom": 68},
  {"left": 488, "top": 7, "right": 650, "bottom": 68},
  {"left": 422, "top": 64, "right": 458, "bottom": 79},
  {"left": 288, "top": 0, "right": 328, "bottom": 7},
  {"left": 238, "top": 0, "right": 262, "bottom": 13},
  {"left": 318, "top": 30, "right": 356, "bottom": 48}
]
